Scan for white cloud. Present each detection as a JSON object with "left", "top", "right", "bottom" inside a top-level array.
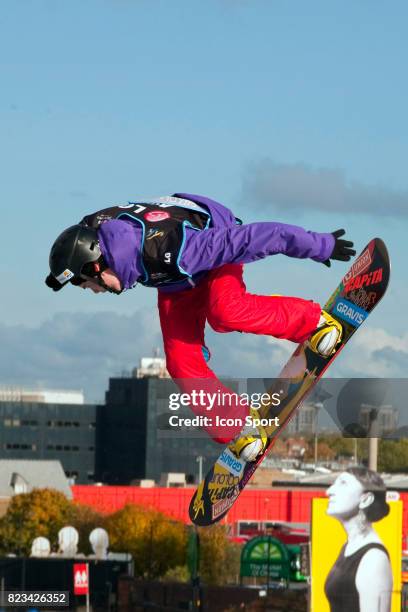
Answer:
[
  {"left": 353, "top": 327, "right": 408, "bottom": 353},
  {"left": 207, "top": 329, "right": 295, "bottom": 379},
  {"left": 0, "top": 309, "right": 162, "bottom": 403},
  {"left": 334, "top": 327, "right": 408, "bottom": 377},
  {"left": 242, "top": 159, "right": 408, "bottom": 217},
  {"left": 1, "top": 309, "right": 405, "bottom": 411}
]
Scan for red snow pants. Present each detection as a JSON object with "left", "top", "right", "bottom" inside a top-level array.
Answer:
[{"left": 158, "top": 264, "right": 321, "bottom": 443}]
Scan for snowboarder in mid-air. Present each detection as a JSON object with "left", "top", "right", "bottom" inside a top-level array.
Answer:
[{"left": 45, "top": 193, "right": 355, "bottom": 461}]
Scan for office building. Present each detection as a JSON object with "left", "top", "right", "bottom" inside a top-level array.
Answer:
[
  {"left": 0, "top": 395, "right": 97, "bottom": 484},
  {"left": 96, "top": 376, "right": 222, "bottom": 484}
]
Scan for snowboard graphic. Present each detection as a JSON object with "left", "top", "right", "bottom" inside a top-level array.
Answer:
[{"left": 189, "top": 238, "right": 390, "bottom": 526}]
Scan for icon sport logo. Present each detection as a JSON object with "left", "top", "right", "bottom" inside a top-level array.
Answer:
[{"left": 333, "top": 297, "right": 368, "bottom": 327}]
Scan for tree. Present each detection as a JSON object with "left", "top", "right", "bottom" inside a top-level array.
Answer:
[
  {"left": 378, "top": 439, "right": 408, "bottom": 473},
  {"left": 105, "top": 504, "right": 187, "bottom": 579},
  {"left": 303, "top": 441, "right": 336, "bottom": 461},
  {"left": 305, "top": 434, "right": 368, "bottom": 463},
  {"left": 0, "top": 488, "right": 72, "bottom": 555},
  {"left": 68, "top": 503, "right": 105, "bottom": 555},
  {"left": 198, "top": 525, "right": 241, "bottom": 585},
  {"left": 269, "top": 437, "right": 288, "bottom": 457}
]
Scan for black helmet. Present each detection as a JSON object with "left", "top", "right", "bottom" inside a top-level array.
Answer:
[{"left": 45, "top": 225, "right": 102, "bottom": 291}]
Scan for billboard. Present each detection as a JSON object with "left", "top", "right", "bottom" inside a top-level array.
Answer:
[{"left": 311, "top": 497, "right": 402, "bottom": 612}]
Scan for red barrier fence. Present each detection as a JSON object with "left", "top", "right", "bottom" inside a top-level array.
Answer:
[{"left": 71, "top": 485, "right": 408, "bottom": 540}]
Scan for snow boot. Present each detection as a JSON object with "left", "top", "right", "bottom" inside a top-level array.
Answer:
[
  {"left": 229, "top": 407, "right": 268, "bottom": 462},
  {"left": 309, "top": 310, "right": 343, "bottom": 357}
]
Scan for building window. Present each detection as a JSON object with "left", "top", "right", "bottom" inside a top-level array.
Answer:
[
  {"left": 3, "top": 419, "right": 21, "bottom": 427},
  {"left": 237, "top": 521, "right": 261, "bottom": 537},
  {"left": 46, "top": 420, "right": 87, "bottom": 428},
  {"left": 4, "top": 443, "right": 36, "bottom": 451},
  {"left": 65, "top": 470, "right": 79, "bottom": 479},
  {"left": 46, "top": 444, "right": 80, "bottom": 452}
]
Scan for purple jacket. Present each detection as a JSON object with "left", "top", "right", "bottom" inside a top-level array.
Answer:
[{"left": 97, "top": 193, "right": 335, "bottom": 292}]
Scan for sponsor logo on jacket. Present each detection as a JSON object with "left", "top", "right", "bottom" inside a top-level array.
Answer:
[{"left": 144, "top": 211, "right": 170, "bottom": 222}]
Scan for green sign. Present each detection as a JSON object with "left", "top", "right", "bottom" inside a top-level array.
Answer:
[
  {"left": 240, "top": 536, "right": 291, "bottom": 582},
  {"left": 287, "top": 544, "right": 308, "bottom": 582}
]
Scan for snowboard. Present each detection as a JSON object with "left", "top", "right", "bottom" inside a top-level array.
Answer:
[{"left": 189, "top": 238, "right": 390, "bottom": 526}]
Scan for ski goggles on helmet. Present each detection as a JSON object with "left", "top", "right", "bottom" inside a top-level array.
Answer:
[
  {"left": 70, "top": 259, "right": 106, "bottom": 284},
  {"left": 46, "top": 258, "right": 122, "bottom": 295},
  {"left": 73, "top": 259, "right": 123, "bottom": 295}
]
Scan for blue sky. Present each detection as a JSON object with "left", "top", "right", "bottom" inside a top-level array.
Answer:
[{"left": 1, "top": 1, "right": 407, "bottom": 401}]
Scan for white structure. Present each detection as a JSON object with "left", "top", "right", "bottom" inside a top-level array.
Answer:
[
  {"left": 159, "top": 472, "right": 186, "bottom": 487},
  {"left": 89, "top": 528, "right": 109, "bottom": 559},
  {"left": 31, "top": 537, "right": 51, "bottom": 558},
  {"left": 10, "top": 472, "right": 29, "bottom": 495},
  {"left": 58, "top": 526, "right": 79, "bottom": 557},
  {"left": 0, "top": 460, "right": 72, "bottom": 499},
  {"left": 0, "top": 387, "right": 84, "bottom": 404},
  {"left": 133, "top": 350, "right": 170, "bottom": 379},
  {"left": 139, "top": 479, "right": 155, "bottom": 488}
]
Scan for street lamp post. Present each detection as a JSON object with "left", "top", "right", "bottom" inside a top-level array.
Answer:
[
  {"left": 368, "top": 408, "right": 379, "bottom": 471},
  {"left": 314, "top": 403, "right": 323, "bottom": 471},
  {"left": 196, "top": 456, "right": 204, "bottom": 483},
  {"left": 353, "top": 438, "right": 358, "bottom": 465}
]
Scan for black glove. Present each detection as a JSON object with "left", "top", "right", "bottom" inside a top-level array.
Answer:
[{"left": 322, "top": 229, "right": 356, "bottom": 268}]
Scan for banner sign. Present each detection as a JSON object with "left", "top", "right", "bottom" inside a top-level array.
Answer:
[{"left": 73, "top": 563, "right": 89, "bottom": 596}]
